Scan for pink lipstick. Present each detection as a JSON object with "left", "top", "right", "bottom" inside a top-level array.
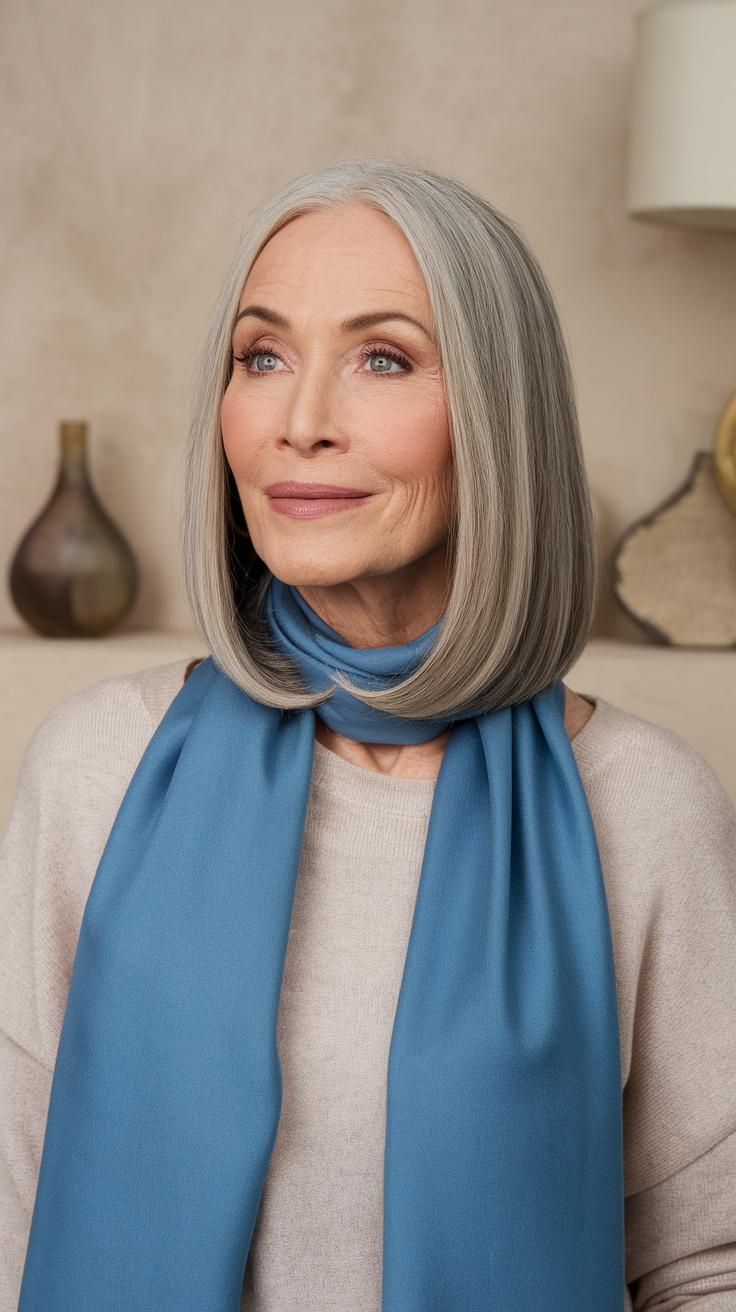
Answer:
[{"left": 264, "top": 481, "right": 374, "bottom": 519}]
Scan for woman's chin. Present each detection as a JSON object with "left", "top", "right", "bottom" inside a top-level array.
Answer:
[
  {"left": 257, "top": 538, "right": 390, "bottom": 591},
  {"left": 268, "top": 565, "right": 371, "bottom": 590},
  {"left": 260, "top": 538, "right": 447, "bottom": 594}
]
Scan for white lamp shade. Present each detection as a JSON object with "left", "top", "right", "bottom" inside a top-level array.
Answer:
[{"left": 628, "top": 1, "right": 736, "bottom": 230}]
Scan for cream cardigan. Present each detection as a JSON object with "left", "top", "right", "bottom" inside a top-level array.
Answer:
[{"left": 2, "top": 661, "right": 736, "bottom": 1310}]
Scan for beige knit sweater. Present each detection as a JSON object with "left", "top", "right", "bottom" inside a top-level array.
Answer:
[{"left": 2, "top": 660, "right": 736, "bottom": 1311}]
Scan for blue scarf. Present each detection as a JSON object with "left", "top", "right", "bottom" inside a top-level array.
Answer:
[{"left": 20, "top": 581, "right": 624, "bottom": 1311}]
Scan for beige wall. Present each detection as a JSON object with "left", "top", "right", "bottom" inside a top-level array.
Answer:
[{"left": 2, "top": 0, "right": 736, "bottom": 639}]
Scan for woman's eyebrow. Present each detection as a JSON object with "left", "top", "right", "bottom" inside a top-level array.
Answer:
[
  {"left": 233, "top": 305, "right": 289, "bottom": 329},
  {"left": 341, "top": 311, "right": 433, "bottom": 340},
  {"left": 232, "top": 304, "right": 433, "bottom": 341}
]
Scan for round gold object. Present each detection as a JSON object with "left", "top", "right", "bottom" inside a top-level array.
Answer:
[{"left": 714, "top": 389, "right": 736, "bottom": 513}]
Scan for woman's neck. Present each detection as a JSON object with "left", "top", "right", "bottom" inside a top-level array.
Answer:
[
  {"left": 296, "top": 543, "right": 449, "bottom": 649},
  {"left": 298, "top": 547, "right": 595, "bottom": 779}
]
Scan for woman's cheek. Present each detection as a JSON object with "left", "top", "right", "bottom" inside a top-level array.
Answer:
[
  {"left": 220, "top": 388, "right": 239, "bottom": 460},
  {"left": 371, "top": 407, "right": 451, "bottom": 485},
  {"left": 220, "top": 389, "right": 257, "bottom": 478}
]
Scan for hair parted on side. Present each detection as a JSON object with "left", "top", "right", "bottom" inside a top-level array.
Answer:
[{"left": 183, "top": 158, "right": 598, "bottom": 718}]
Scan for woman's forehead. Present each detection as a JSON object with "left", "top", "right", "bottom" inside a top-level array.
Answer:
[{"left": 240, "top": 206, "right": 430, "bottom": 320}]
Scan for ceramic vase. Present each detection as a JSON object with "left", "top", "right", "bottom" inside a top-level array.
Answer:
[{"left": 9, "top": 421, "right": 138, "bottom": 637}]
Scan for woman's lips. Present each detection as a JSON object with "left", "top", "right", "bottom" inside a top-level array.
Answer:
[{"left": 263, "top": 481, "right": 374, "bottom": 519}]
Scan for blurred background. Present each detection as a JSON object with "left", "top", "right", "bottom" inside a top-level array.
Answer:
[{"left": 2, "top": 0, "right": 736, "bottom": 824}]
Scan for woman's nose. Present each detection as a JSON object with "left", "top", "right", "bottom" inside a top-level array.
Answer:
[{"left": 278, "top": 365, "right": 348, "bottom": 456}]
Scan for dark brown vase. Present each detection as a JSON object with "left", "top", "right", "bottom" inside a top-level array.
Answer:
[{"left": 9, "top": 421, "right": 138, "bottom": 637}]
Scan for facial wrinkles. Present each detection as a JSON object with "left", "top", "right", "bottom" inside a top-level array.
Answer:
[
  {"left": 239, "top": 233, "right": 431, "bottom": 345},
  {"left": 392, "top": 489, "right": 450, "bottom": 558}
]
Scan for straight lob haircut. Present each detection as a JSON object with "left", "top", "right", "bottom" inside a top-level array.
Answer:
[{"left": 184, "top": 159, "right": 598, "bottom": 718}]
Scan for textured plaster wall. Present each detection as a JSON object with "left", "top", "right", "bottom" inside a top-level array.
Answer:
[{"left": 1, "top": 0, "right": 736, "bottom": 637}]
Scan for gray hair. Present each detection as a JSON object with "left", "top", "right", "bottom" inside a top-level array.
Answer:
[{"left": 183, "top": 159, "right": 597, "bottom": 717}]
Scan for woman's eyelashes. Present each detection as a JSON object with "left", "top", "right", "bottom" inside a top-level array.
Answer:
[
  {"left": 359, "top": 344, "right": 412, "bottom": 376},
  {"left": 232, "top": 340, "right": 414, "bottom": 377},
  {"left": 233, "top": 346, "right": 287, "bottom": 374}
]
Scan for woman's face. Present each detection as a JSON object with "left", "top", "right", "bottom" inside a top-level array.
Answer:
[{"left": 221, "top": 205, "right": 452, "bottom": 594}]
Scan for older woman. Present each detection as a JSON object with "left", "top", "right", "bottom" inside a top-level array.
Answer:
[{"left": 2, "top": 160, "right": 736, "bottom": 1312}]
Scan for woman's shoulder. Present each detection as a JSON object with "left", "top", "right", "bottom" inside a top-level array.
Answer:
[
  {"left": 571, "top": 694, "right": 735, "bottom": 843},
  {"left": 23, "top": 658, "right": 192, "bottom": 775},
  {"left": 5, "top": 658, "right": 193, "bottom": 894},
  {"left": 0, "top": 661, "right": 193, "bottom": 1065},
  {"left": 575, "top": 699, "right": 736, "bottom": 1197},
  {"left": 570, "top": 695, "right": 736, "bottom": 1029}
]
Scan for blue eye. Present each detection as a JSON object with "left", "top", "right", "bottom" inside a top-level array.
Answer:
[
  {"left": 252, "top": 353, "right": 279, "bottom": 371},
  {"left": 368, "top": 352, "right": 403, "bottom": 373}
]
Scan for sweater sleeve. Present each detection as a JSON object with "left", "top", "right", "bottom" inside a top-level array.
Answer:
[
  {"left": 572, "top": 698, "right": 736, "bottom": 1310},
  {"left": 627, "top": 1131, "right": 736, "bottom": 1309},
  {"left": 0, "top": 1031, "right": 53, "bottom": 1312},
  {"left": 0, "top": 662, "right": 187, "bottom": 1310}
]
